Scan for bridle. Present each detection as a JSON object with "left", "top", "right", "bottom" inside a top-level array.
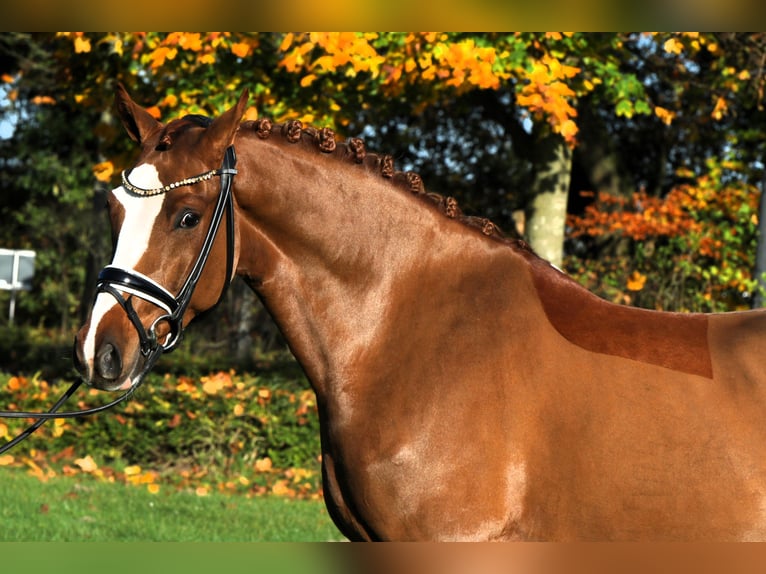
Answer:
[
  {"left": 100, "top": 144, "right": 237, "bottom": 355},
  {"left": 0, "top": 143, "right": 237, "bottom": 455}
]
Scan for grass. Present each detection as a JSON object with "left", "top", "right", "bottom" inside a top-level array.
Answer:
[{"left": 0, "top": 466, "right": 344, "bottom": 542}]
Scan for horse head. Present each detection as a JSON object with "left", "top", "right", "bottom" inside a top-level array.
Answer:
[{"left": 74, "top": 85, "right": 248, "bottom": 391}]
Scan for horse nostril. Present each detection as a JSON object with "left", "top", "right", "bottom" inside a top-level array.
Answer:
[{"left": 95, "top": 343, "right": 122, "bottom": 381}]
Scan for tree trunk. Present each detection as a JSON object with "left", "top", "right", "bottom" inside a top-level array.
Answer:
[
  {"left": 525, "top": 132, "right": 573, "bottom": 268},
  {"left": 231, "top": 278, "right": 257, "bottom": 363},
  {"left": 572, "top": 102, "right": 635, "bottom": 199}
]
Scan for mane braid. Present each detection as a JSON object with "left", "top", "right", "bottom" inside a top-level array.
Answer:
[{"left": 241, "top": 118, "right": 531, "bottom": 252}]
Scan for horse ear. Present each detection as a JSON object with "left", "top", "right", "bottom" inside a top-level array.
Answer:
[
  {"left": 114, "top": 83, "right": 162, "bottom": 144},
  {"left": 204, "top": 89, "right": 249, "bottom": 152}
]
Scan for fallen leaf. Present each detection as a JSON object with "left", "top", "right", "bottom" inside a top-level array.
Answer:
[
  {"left": 74, "top": 455, "right": 98, "bottom": 473},
  {"left": 254, "top": 457, "right": 273, "bottom": 473}
]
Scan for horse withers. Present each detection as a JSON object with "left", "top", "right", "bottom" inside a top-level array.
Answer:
[{"left": 74, "top": 85, "right": 766, "bottom": 541}]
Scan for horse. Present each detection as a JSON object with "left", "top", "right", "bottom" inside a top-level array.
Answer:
[{"left": 73, "top": 85, "right": 766, "bottom": 541}]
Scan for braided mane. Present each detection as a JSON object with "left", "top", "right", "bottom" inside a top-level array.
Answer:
[{"left": 240, "top": 118, "right": 531, "bottom": 252}]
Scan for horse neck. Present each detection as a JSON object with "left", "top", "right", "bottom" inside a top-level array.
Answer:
[{"left": 232, "top": 134, "right": 533, "bottom": 396}]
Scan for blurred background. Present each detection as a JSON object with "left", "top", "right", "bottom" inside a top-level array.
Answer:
[{"left": 3, "top": 32, "right": 766, "bottom": 378}]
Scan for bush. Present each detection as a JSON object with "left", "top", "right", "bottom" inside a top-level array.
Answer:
[
  {"left": 0, "top": 367, "right": 323, "bottom": 500},
  {"left": 567, "top": 158, "right": 762, "bottom": 312}
]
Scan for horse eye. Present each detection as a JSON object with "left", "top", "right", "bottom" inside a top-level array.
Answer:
[{"left": 178, "top": 211, "right": 201, "bottom": 229}]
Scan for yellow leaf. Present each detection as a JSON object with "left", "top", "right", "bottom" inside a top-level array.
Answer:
[
  {"left": 255, "top": 457, "right": 273, "bottom": 473},
  {"left": 0, "top": 454, "right": 14, "bottom": 466},
  {"left": 74, "top": 36, "right": 91, "bottom": 54},
  {"left": 0, "top": 422, "right": 8, "bottom": 439},
  {"left": 52, "top": 418, "right": 67, "bottom": 438},
  {"left": 627, "top": 271, "right": 647, "bottom": 291},
  {"left": 195, "top": 486, "right": 209, "bottom": 496},
  {"left": 92, "top": 161, "right": 114, "bottom": 183},
  {"left": 147, "top": 484, "right": 160, "bottom": 494},
  {"left": 74, "top": 455, "right": 98, "bottom": 473},
  {"left": 233, "top": 403, "right": 245, "bottom": 416},
  {"left": 663, "top": 38, "right": 684, "bottom": 55},
  {"left": 124, "top": 464, "right": 142, "bottom": 476}
]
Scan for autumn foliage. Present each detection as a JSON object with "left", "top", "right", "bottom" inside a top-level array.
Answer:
[
  {"left": 567, "top": 158, "right": 761, "bottom": 312},
  {"left": 0, "top": 369, "right": 323, "bottom": 500}
]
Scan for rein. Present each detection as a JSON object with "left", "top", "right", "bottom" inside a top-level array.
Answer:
[{"left": 0, "top": 145, "right": 237, "bottom": 455}]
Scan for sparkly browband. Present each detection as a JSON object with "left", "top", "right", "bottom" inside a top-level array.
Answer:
[{"left": 121, "top": 168, "right": 222, "bottom": 197}]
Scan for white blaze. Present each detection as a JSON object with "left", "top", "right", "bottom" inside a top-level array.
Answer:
[{"left": 82, "top": 164, "right": 166, "bottom": 373}]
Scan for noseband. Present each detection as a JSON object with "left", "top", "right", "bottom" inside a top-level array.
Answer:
[{"left": 0, "top": 144, "right": 237, "bottom": 455}]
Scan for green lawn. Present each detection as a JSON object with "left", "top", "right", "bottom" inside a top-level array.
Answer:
[{"left": 0, "top": 467, "right": 343, "bottom": 542}]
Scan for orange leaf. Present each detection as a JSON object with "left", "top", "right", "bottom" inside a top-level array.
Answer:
[
  {"left": 0, "top": 454, "right": 14, "bottom": 466},
  {"left": 230, "top": 42, "right": 251, "bottom": 58},
  {"left": 654, "top": 106, "right": 675, "bottom": 126},
  {"left": 627, "top": 271, "right": 647, "bottom": 292},
  {"left": 300, "top": 74, "right": 317, "bottom": 87},
  {"left": 271, "top": 480, "right": 291, "bottom": 496},
  {"left": 92, "top": 161, "right": 114, "bottom": 183},
  {"left": 243, "top": 106, "right": 259, "bottom": 121},
  {"left": 711, "top": 96, "right": 728, "bottom": 120},
  {"left": 31, "top": 95, "right": 56, "bottom": 106},
  {"left": 279, "top": 33, "right": 294, "bottom": 52}
]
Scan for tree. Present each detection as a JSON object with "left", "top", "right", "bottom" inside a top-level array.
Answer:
[{"left": 2, "top": 32, "right": 765, "bottom": 345}]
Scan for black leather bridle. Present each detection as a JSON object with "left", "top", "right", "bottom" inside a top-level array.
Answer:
[{"left": 0, "top": 144, "right": 237, "bottom": 455}]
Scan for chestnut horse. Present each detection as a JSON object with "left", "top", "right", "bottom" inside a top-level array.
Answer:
[{"left": 74, "top": 86, "right": 766, "bottom": 541}]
